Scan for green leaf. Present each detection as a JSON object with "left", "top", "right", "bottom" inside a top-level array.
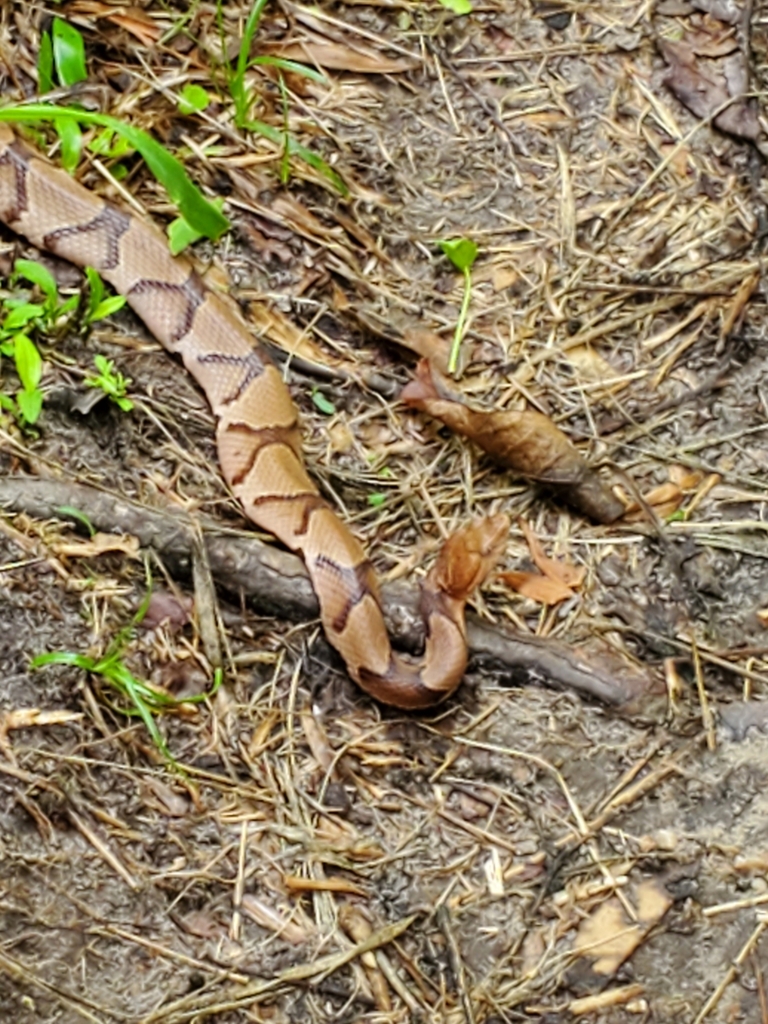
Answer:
[
  {"left": 311, "top": 388, "right": 336, "bottom": 415},
  {"left": 167, "top": 197, "right": 225, "bottom": 254},
  {"left": 247, "top": 118, "right": 349, "bottom": 196},
  {"left": 56, "top": 116, "right": 82, "bottom": 173},
  {"left": 250, "top": 56, "right": 327, "bottom": 84},
  {"left": 13, "top": 258, "right": 59, "bottom": 305},
  {"left": 38, "top": 30, "right": 54, "bottom": 94},
  {"left": 439, "top": 237, "right": 478, "bottom": 272},
  {"left": 84, "top": 266, "right": 104, "bottom": 310},
  {"left": 91, "top": 295, "right": 127, "bottom": 320},
  {"left": 88, "top": 128, "right": 133, "bottom": 159},
  {"left": 14, "top": 333, "right": 43, "bottom": 391},
  {"left": 178, "top": 83, "right": 210, "bottom": 114},
  {"left": 55, "top": 505, "right": 96, "bottom": 536},
  {"left": 52, "top": 18, "right": 88, "bottom": 87},
  {"left": 438, "top": 0, "right": 473, "bottom": 12},
  {"left": 367, "top": 493, "right": 386, "bottom": 507},
  {"left": 17, "top": 387, "right": 43, "bottom": 424},
  {"left": 3, "top": 303, "right": 45, "bottom": 330},
  {"left": 0, "top": 105, "right": 230, "bottom": 241}
]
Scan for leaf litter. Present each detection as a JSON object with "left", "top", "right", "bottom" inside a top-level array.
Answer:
[{"left": 2, "top": 1, "right": 768, "bottom": 1022}]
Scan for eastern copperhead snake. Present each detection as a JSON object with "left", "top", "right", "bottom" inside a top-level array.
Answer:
[{"left": 0, "top": 124, "right": 509, "bottom": 709}]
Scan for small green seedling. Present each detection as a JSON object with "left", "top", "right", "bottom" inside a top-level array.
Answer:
[
  {"left": 38, "top": 17, "right": 88, "bottom": 92},
  {"left": 438, "top": 237, "right": 479, "bottom": 375},
  {"left": 84, "top": 354, "right": 134, "bottom": 412},
  {"left": 0, "top": 262, "right": 129, "bottom": 425},
  {"left": 32, "top": 588, "right": 223, "bottom": 769},
  {"left": 37, "top": 19, "right": 88, "bottom": 171},
  {"left": 438, "top": 0, "right": 473, "bottom": 12},
  {"left": 0, "top": 259, "right": 79, "bottom": 425},
  {"left": 214, "top": 0, "right": 346, "bottom": 194},
  {"left": 311, "top": 387, "right": 336, "bottom": 415},
  {"left": 178, "top": 83, "right": 211, "bottom": 115},
  {"left": 83, "top": 266, "right": 127, "bottom": 325}
]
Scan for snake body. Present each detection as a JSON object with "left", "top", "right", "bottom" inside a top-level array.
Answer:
[{"left": 0, "top": 125, "right": 507, "bottom": 708}]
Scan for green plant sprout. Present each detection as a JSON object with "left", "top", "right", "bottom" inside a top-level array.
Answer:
[
  {"left": 438, "top": 0, "right": 473, "bottom": 13},
  {"left": 32, "top": 587, "right": 223, "bottom": 769},
  {"left": 439, "top": 237, "right": 479, "bottom": 375},
  {"left": 0, "top": 260, "right": 127, "bottom": 426},
  {"left": 83, "top": 266, "right": 127, "bottom": 325},
  {"left": 178, "top": 83, "right": 210, "bottom": 115},
  {"left": 215, "top": 0, "right": 347, "bottom": 195},
  {"left": 0, "top": 259, "right": 78, "bottom": 424},
  {"left": 38, "top": 17, "right": 88, "bottom": 93},
  {"left": 84, "top": 354, "right": 134, "bottom": 412}
]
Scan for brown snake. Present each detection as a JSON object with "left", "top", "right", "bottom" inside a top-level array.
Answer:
[{"left": 0, "top": 124, "right": 508, "bottom": 709}]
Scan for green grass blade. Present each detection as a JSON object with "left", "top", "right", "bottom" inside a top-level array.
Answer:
[
  {"left": 52, "top": 18, "right": 88, "bottom": 87},
  {"left": 0, "top": 105, "right": 230, "bottom": 240}
]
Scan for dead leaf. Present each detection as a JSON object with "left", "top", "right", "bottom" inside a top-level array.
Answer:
[
  {"left": 499, "top": 570, "right": 575, "bottom": 605},
  {"left": 263, "top": 39, "right": 416, "bottom": 75},
  {"left": 52, "top": 532, "right": 141, "bottom": 559},
  {"left": 659, "top": 37, "right": 761, "bottom": 141},
  {"left": 240, "top": 894, "right": 310, "bottom": 944},
  {"left": 692, "top": 0, "right": 742, "bottom": 24},
  {"left": 283, "top": 875, "right": 367, "bottom": 896},
  {"left": 401, "top": 360, "right": 624, "bottom": 523},
  {"left": 566, "top": 344, "right": 617, "bottom": 384},
  {"left": 492, "top": 266, "right": 519, "bottom": 291},
  {"left": 574, "top": 877, "right": 672, "bottom": 975},
  {"left": 520, "top": 518, "right": 585, "bottom": 589},
  {"left": 141, "top": 590, "right": 194, "bottom": 632},
  {"left": 68, "top": 2, "right": 161, "bottom": 46},
  {"left": 623, "top": 481, "right": 684, "bottom": 521}
]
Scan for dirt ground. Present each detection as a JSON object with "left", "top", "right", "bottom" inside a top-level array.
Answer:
[{"left": 2, "top": 1, "right": 768, "bottom": 1022}]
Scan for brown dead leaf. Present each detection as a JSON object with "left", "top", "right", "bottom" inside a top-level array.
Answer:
[
  {"left": 520, "top": 519, "right": 585, "bottom": 589},
  {"left": 623, "top": 481, "right": 684, "bottom": 521},
  {"left": 499, "top": 570, "right": 575, "bottom": 605},
  {"left": 263, "top": 38, "right": 415, "bottom": 75},
  {"left": 240, "top": 894, "right": 310, "bottom": 944},
  {"left": 685, "top": 20, "right": 738, "bottom": 58},
  {"left": 401, "top": 328, "right": 451, "bottom": 373},
  {"left": 141, "top": 590, "right": 193, "bottom": 632},
  {"left": 301, "top": 710, "right": 335, "bottom": 772},
  {"left": 0, "top": 708, "right": 83, "bottom": 734},
  {"left": 283, "top": 875, "right": 367, "bottom": 896},
  {"left": 668, "top": 464, "right": 705, "bottom": 490},
  {"left": 68, "top": 2, "right": 161, "bottom": 46},
  {"left": 52, "top": 532, "right": 141, "bottom": 559},
  {"left": 565, "top": 344, "right": 618, "bottom": 384},
  {"left": 574, "top": 878, "right": 672, "bottom": 975},
  {"left": 401, "top": 360, "right": 624, "bottom": 523},
  {"left": 659, "top": 37, "right": 760, "bottom": 141},
  {"left": 492, "top": 266, "right": 519, "bottom": 291}
]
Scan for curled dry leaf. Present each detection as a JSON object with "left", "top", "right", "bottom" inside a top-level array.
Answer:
[
  {"left": 52, "top": 531, "right": 141, "bottom": 559},
  {"left": 141, "top": 590, "right": 194, "bottom": 632},
  {"left": 500, "top": 518, "right": 585, "bottom": 606},
  {"left": 401, "top": 360, "right": 624, "bottom": 523},
  {"left": 499, "top": 569, "right": 575, "bottom": 605},
  {"left": 574, "top": 877, "right": 672, "bottom": 976},
  {"left": 263, "top": 38, "right": 416, "bottom": 75},
  {"left": 658, "top": 37, "right": 761, "bottom": 141}
]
